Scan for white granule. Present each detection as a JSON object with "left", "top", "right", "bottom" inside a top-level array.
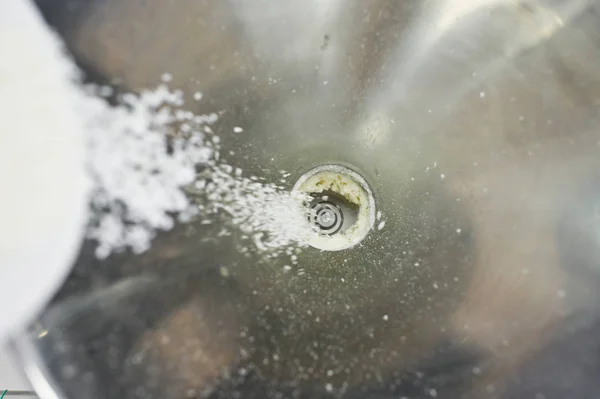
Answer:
[
  {"left": 233, "top": 126, "right": 244, "bottom": 133},
  {"left": 377, "top": 221, "right": 386, "bottom": 231},
  {"left": 4, "top": 11, "right": 214, "bottom": 260},
  {"left": 80, "top": 77, "right": 313, "bottom": 259},
  {"left": 38, "top": 32, "right": 310, "bottom": 259},
  {"left": 82, "top": 84, "right": 214, "bottom": 258},
  {"left": 189, "top": 166, "right": 312, "bottom": 257}
]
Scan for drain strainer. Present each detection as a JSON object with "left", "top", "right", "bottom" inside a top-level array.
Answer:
[
  {"left": 309, "top": 199, "right": 344, "bottom": 235},
  {"left": 292, "top": 164, "right": 376, "bottom": 251}
]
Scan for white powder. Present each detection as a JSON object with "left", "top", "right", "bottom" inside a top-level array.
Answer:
[
  {"left": 78, "top": 80, "right": 313, "bottom": 258},
  {"left": 27, "top": 17, "right": 310, "bottom": 259},
  {"left": 82, "top": 84, "right": 215, "bottom": 258},
  {"left": 189, "top": 166, "right": 312, "bottom": 257},
  {"left": 83, "top": 83, "right": 316, "bottom": 258}
]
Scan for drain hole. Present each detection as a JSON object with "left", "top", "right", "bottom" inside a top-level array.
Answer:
[
  {"left": 292, "top": 164, "right": 375, "bottom": 251},
  {"left": 309, "top": 201, "right": 342, "bottom": 235},
  {"left": 307, "top": 191, "right": 359, "bottom": 236}
]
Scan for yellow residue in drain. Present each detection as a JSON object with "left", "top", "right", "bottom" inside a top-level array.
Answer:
[
  {"left": 297, "top": 171, "right": 372, "bottom": 250},
  {"left": 301, "top": 172, "right": 363, "bottom": 206}
]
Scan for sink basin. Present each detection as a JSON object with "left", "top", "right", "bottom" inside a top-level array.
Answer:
[{"left": 18, "top": 0, "right": 600, "bottom": 398}]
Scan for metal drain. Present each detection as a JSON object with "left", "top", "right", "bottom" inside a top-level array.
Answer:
[
  {"left": 292, "top": 164, "right": 376, "bottom": 251},
  {"left": 309, "top": 199, "right": 343, "bottom": 235}
]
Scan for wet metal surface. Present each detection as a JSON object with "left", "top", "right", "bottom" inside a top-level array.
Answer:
[{"left": 19, "top": 0, "right": 600, "bottom": 398}]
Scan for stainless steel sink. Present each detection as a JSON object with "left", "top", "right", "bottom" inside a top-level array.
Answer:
[{"left": 18, "top": 0, "right": 600, "bottom": 398}]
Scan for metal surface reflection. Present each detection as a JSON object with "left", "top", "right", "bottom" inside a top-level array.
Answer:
[{"left": 18, "top": 0, "right": 600, "bottom": 398}]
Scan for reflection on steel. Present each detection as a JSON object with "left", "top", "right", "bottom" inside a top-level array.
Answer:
[{"left": 17, "top": 0, "right": 600, "bottom": 398}]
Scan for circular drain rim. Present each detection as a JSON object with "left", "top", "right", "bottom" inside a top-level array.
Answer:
[{"left": 292, "top": 164, "right": 376, "bottom": 251}]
